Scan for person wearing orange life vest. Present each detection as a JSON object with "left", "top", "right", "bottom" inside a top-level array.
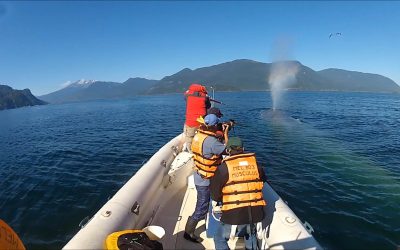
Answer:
[
  {"left": 183, "top": 83, "right": 211, "bottom": 152},
  {"left": 183, "top": 114, "right": 231, "bottom": 243},
  {"left": 210, "top": 137, "right": 267, "bottom": 250}
]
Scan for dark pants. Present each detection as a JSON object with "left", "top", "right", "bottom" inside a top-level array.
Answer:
[{"left": 191, "top": 185, "right": 210, "bottom": 221}]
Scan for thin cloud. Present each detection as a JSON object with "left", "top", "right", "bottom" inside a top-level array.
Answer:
[{"left": 61, "top": 80, "right": 72, "bottom": 88}]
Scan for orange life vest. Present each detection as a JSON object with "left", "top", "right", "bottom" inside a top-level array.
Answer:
[
  {"left": 221, "top": 153, "right": 266, "bottom": 211},
  {"left": 185, "top": 84, "right": 208, "bottom": 127},
  {"left": 191, "top": 129, "right": 223, "bottom": 179}
]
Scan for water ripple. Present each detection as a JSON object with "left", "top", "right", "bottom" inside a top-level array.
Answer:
[{"left": 0, "top": 92, "right": 399, "bottom": 249}]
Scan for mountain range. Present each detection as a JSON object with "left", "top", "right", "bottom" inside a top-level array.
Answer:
[
  {"left": 39, "top": 78, "right": 158, "bottom": 104},
  {"left": 0, "top": 85, "right": 46, "bottom": 110},
  {"left": 147, "top": 59, "right": 399, "bottom": 94},
  {"left": 3, "top": 59, "right": 398, "bottom": 110},
  {"left": 39, "top": 59, "right": 400, "bottom": 104}
]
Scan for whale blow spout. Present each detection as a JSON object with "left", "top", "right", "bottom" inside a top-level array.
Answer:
[{"left": 269, "top": 61, "right": 299, "bottom": 110}]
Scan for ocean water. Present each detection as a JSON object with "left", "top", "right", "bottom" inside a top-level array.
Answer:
[{"left": 0, "top": 91, "right": 399, "bottom": 249}]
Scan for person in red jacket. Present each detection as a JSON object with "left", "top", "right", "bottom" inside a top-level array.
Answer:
[{"left": 183, "top": 83, "right": 211, "bottom": 152}]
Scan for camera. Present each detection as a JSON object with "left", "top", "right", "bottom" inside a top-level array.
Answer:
[{"left": 222, "top": 119, "right": 236, "bottom": 131}]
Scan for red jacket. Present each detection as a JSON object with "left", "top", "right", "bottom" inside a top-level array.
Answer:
[{"left": 184, "top": 84, "right": 211, "bottom": 127}]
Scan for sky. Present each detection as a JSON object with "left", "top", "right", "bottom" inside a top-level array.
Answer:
[{"left": 0, "top": 1, "right": 399, "bottom": 96}]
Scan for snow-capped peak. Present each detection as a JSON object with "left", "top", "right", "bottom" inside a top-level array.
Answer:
[
  {"left": 76, "top": 79, "right": 97, "bottom": 85},
  {"left": 62, "top": 79, "right": 97, "bottom": 88}
]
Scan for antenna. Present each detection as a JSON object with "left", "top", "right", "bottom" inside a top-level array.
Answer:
[{"left": 210, "top": 86, "right": 215, "bottom": 107}]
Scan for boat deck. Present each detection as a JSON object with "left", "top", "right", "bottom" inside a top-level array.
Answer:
[
  {"left": 63, "top": 137, "right": 321, "bottom": 250},
  {"left": 151, "top": 174, "right": 244, "bottom": 250}
]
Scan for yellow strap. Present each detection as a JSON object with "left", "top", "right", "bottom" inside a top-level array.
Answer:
[
  {"left": 104, "top": 229, "right": 144, "bottom": 249},
  {"left": 196, "top": 116, "right": 205, "bottom": 125}
]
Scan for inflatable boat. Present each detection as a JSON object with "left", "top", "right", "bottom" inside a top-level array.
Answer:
[{"left": 63, "top": 134, "right": 322, "bottom": 249}]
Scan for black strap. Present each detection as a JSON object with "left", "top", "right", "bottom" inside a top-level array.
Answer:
[
  {"left": 192, "top": 152, "right": 220, "bottom": 161},
  {"left": 195, "top": 165, "right": 216, "bottom": 173},
  {"left": 193, "top": 159, "right": 221, "bottom": 167},
  {"left": 222, "top": 189, "right": 263, "bottom": 195},
  {"left": 222, "top": 197, "right": 265, "bottom": 206},
  {"left": 224, "top": 179, "right": 261, "bottom": 187}
]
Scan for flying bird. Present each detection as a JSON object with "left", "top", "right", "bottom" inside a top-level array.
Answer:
[{"left": 329, "top": 32, "right": 342, "bottom": 38}]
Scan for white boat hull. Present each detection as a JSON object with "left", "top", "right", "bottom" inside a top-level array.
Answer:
[{"left": 64, "top": 134, "right": 322, "bottom": 249}]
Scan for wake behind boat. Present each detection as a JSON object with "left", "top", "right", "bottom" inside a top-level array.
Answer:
[{"left": 63, "top": 133, "right": 322, "bottom": 249}]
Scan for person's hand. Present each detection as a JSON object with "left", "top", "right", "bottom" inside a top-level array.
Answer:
[
  {"left": 227, "top": 120, "right": 236, "bottom": 128},
  {"left": 222, "top": 123, "right": 230, "bottom": 132}
]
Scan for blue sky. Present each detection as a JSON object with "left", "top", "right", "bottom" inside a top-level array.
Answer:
[{"left": 0, "top": 1, "right": 399, "bottom": 95}]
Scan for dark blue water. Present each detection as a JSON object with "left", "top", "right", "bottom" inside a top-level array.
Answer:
[{"left": 0, "top": 92, "right": 399, "bottom": 249}]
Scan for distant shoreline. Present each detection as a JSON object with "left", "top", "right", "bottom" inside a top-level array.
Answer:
[{"left": 146, "top": 89, "right": 400, "bottom": 96}]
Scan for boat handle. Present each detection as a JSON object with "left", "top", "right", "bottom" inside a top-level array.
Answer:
[
  {"left": 78, "top": 216, "right": 90, "bottom": 229},
  {"left": 303, "top": 221, "right": 314, "bottom": 234},
  {"left": 131, "top": 201, "right": 140, "bottom": 215},
  {"left": 171, "top": 146, "right": 179, "bottom": 156}
]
